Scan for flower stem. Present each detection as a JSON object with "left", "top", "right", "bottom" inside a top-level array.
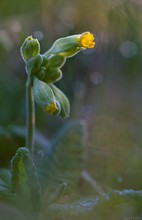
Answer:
[{"left": 26, "top": 76, "right": 35, "bottom": 157}]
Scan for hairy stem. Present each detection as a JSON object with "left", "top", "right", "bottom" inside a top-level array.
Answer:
[{"left": 26, "top": 76, "right": 35, "bottom": 157}]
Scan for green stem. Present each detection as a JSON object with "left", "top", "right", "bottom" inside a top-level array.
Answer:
[{"left": 26, "top": 76, "right": 35, "bottom": 157}]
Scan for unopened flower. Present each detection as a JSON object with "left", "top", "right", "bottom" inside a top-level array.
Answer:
[
  {"left": 33, "top": 77, "right": 61, "bottom": 116},
  {"left": 21, "top": 36, "right": 40, "bottom": 62}
]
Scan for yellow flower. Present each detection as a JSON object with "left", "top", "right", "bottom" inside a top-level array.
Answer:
[
  {"left": 45, "top": 103, "right": 58, "bottom": 115},
  {"left": 78, "top": 32, "right": 95, "bottom": 49}
]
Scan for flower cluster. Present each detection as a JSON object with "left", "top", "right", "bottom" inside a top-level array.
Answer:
[{"left": 21, "top": 32, "right": 95, "bottom": 117}]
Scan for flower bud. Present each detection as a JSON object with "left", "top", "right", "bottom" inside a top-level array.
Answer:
[
  {"left": 20, "top": 36, "right": 40, "bottom": 62},
  {"left": 49, "top": 84, "right": 70, "bottom": 118},
  {"left": 38, "top": 67, "right": 62, "bottom": 84},
  {"left": 26, "top": 54, "right": 43, "bottom": 75},
  {"left": 44, "top": 32, "right": 95, "bottom": 58},
  {"left": 36, "top": 55, "right": 63, "bottom": 83},
  {"left": 33, "top": 78, "right": 61, "bottom": 115},
  {"left": 44, "top": 54, "right": 66, "bottom": 68}
]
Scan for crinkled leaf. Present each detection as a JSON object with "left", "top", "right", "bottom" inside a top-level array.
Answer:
[
  {"left": 47, "top": 190, "right": 142, "bottom": 220},
  {"left": 39, "top": 120, "right": 86, "bottom": 196},
  {"left": 11, "top": 147, "right": 41, "bottom": 211},
  {"left": 44, "top": 183, "right": 67, "bottom": 206},
  {"left": 0, "top": 169, "right": 18, "bottom": 204},
  {"left": 0, "top": 169, "right": 11, "bottom": 189}
]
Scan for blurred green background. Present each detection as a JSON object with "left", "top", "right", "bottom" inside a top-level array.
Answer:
[{"left": 0, "top": 0, "right": 142, "bottom": 194}]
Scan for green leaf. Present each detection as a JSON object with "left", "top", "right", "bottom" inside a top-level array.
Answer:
[
  {"left": 45, "top": 183, "right": 67, "bottom": 206},
  {"left": 39, "top": 120, "right": 86, "bottom": 195},
  {"left": 0, "top": 169, "right": 18, "bottom": 204},
  {"left": 47, "top": 190, "right": 142, "bottom": 220},
  {"left": 11, "top": 147, "right": 41, "bottom": 211}
]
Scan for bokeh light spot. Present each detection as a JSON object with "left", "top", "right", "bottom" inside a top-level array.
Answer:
[
  {"left": 90, "top": 72, "right": 103, "bottom": 85},
  {"left": 120, "top": 41, "right": 138, "bottom": 58},
  {"left": 33, "top": 31, "right": 44, "bottom": 41}
]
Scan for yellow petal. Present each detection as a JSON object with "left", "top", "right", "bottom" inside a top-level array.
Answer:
[
  {"left": 78, "top": 32, "right": 95, "bottom": 49},
  {"left": 45, "top": 103, "right": 58, "bottom": 115}
]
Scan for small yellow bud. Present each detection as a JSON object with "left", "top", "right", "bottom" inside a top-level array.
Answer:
[
  {"left": 78, "top": 32, "right": 95, "bottom": 49},
  {"left": 45, "top": 102, "right": 58, "bottom": 115}
]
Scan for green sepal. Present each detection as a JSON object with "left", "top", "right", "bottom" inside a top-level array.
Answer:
[
  {"left": 44, "top": 34, "right": 82, "bottom": 58},
  {"left": 25, "top": 54, "right": 43, "bottom": 76},
  {"left": 49, "top": 84, "right": 70, "bottom": 118},
  {"left": 11, "top": 147, "right": 41, "bottom": 210},
  {"left": 44, "top": 54, "right": 66, "bottom": 68},
  {"left": 33, "top": 78, "right": 61, "bottom": 115},
  {"left": 20, "top": 36, "right": 40, "bottom": 62}
]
